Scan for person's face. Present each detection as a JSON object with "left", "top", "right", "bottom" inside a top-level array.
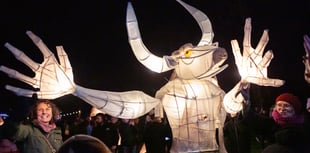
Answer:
[
  {"left": 111, "top": 117, "right": 118, "bottom": 124},
  {"left": 275, "top": 101, "right": 295, "bottom": 118},
  {"left": 95, "top": 116, "right": 103, "bottom": 124},
  {"left": 122, "top": 119, "right": 129, "bottom": 123},
  {"left": 0, "top": 116, "right": 4, "bottom": 126},
  {"left": 36, "top": 102, "right": 53, "bottom": 123}
]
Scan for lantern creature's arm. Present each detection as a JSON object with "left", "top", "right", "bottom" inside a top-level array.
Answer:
[
  {"left": 223, "top": 18, "right": 285, "bottom": 114},
  {"left": 73, "top": 86, "right": 160, "bottom": 119},
  {"left": 0, "top": 31, "right": 159, "bottom": 119},
  {"left": 303, "top": 35, "right": 310, "bottom": 84}
]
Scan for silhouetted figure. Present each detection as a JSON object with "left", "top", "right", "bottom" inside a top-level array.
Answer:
[
  {"left": 118, "top": 119, "right": 138, "bottom": 153},
  {"left": 143, "top": 116, "right": 172, "bottom": 153},
  {"left": 91, "top": 113, "right": 119, "bottom": 152}
]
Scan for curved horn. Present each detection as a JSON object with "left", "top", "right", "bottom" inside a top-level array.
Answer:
[
  {"left": 176, "top": 0, "right": 214, "bottom": 46},
  {"left": 126, "top": 2, "right": 174, "bottom": 73}
]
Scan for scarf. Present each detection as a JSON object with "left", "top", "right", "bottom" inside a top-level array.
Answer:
[
  {"left": 271, "top": 110, "right": 304, "bottom": 126},
  {"left": 34, "top": 120, "right": 57, "bottom": 133}
]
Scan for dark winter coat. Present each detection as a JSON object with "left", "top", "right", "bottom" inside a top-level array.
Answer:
[
  {"left": 143, "top": 120, "right": 172, "bottom": 153},
  {"left": 91, "top": 122, "right": 119, "bottom": 148},
  {"left": 12, "top": 121, "right": 63, "bottom": 153},
  {"left": 223, "top": 113, "right": 252, "bottom": 153},
  {"left": 248, "top": 110, "right": 310, "bottom": 153}
]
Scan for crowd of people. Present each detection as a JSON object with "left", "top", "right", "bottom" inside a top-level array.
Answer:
[
  {"left": 63, "top": 109, "right": 173, "bottom": 153},
  {"left": 0, "top": 92, "right": 310, "bottom": 153}
]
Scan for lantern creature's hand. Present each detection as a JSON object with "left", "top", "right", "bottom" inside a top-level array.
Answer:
[
  {"left": 303, "top": 35, "right": 310, "bottom": 84},
  {"left": 231, "top": 18, "right": 284, "bottom": 87},
  {"left": 0, "top": 31, "right": 76, "bottom": 99}
]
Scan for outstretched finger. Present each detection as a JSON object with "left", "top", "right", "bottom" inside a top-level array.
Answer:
[
  {"left": 304, "top": 35, "right": 310, "bottom": 58},
  {"left": 304, "top": 35, "right": 310, "bottom": 52},
  {"left": 243, "top": 18, "right": 252, "bottom": 58},
  {"left": 231, "top": 40, "right": 242, "bottom": 65},
  {"left": 0, "top": 66, "right": 38, "bottom": 87},
  {"left": 5, "top": 85, "right": 35, "bottom": 98},
  {"left": 56, "top": 46, "right": 73, "bottom": 76},
  {"left": 245, "top": 77, "right": 285, "bottom": 87},
  {"left": 4, "top": 43, "right": 40, "bottom": 71},
  {"left": 26, "top": 31, "right": 54, "bottom": 59},
  {"left": 303, "top": 35, "right": 310, "bottom": 66},
  {"left": 258, "top": 50, "right": 273, "bottom": 71},
  {"left": 255, "top": 30, "right": 269, "bottom": 57}
]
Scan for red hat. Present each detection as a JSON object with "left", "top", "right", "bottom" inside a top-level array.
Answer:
[{"left": 275, "top": 93, "right": 302, "bottom": 113}]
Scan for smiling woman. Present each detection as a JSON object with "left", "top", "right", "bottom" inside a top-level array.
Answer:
[
  {"left": 243, "top": 92, "right": 310, "bottom": 153},
  {"left": 0, "top": 99, "right": 63, "bottom": 153}
]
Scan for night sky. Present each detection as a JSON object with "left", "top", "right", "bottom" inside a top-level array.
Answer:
[{"left": 0, "top": 0, "right": 310, "bottom": 117}]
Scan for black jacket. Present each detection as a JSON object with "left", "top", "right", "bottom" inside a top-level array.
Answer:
[
  {"left": 224, "top": 113, "right": 253, "bottom": 153},
  {"left": 248, "top": 110, "right": 310, "bottom": 153}
]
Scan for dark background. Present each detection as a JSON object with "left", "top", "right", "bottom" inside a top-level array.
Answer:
[{"left": 0, "top": 0, "right": 309, "bottom": 118}]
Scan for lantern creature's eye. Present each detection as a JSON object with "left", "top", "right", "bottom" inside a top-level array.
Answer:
[{"left": 185, "top": 50, "right": 192, "bottom": 57}]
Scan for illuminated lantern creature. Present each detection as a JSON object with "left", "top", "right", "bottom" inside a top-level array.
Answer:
[
  {"left": 303, "top": 34, "right": 310, "bottom": 83},
  {"left": 0, "top": 1, "right": 284, "bottom": 153}
]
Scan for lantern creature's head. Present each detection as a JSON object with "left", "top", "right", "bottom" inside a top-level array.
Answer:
[
  {"left": 166, "top": 43, "right": 227, "bottom": 80},
  {"left": 126, "top": 0, "right": 228, "bottom": 80}
]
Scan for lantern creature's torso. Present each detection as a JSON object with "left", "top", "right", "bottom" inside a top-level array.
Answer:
[
  {"left": 156, "top": 78, "right": 226, "bottom": 153},
  {"left": 127, "top": 1, "right": 230, "bottom": 152}
]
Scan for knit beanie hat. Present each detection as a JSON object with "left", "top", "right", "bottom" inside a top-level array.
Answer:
[{"left": 275, "top": 93, "right": 301, "bottom": 114}]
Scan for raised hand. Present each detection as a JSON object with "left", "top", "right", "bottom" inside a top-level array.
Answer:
[
  {"left": 231, "top": 18, "right": 285, "bottom": 87},
  {"left": 303, "top": 35, "right": 310, "bottom": 84},
  {"left": 0, "top": 31, "right": 76, "bottom": 99}
]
